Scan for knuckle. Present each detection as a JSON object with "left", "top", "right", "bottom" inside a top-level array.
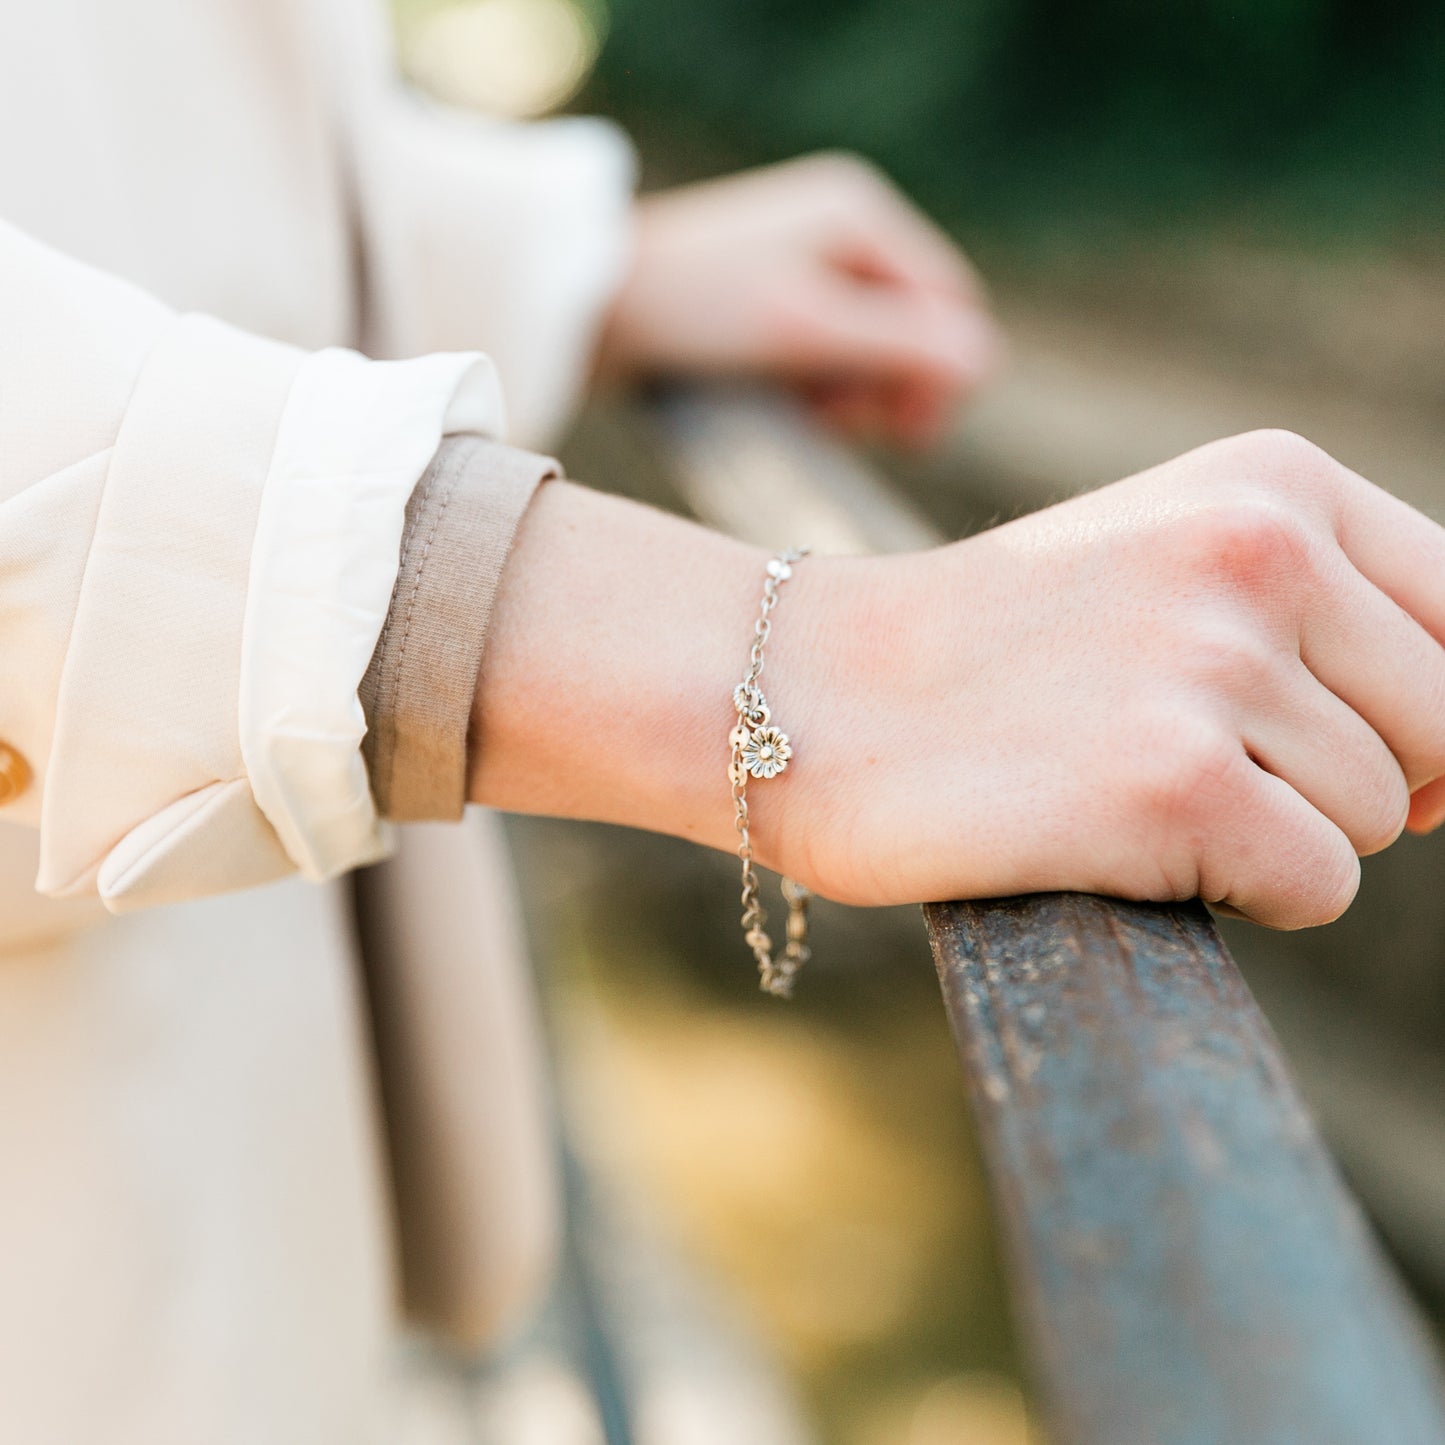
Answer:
[
  {"left": 1227, "top": 427, "right": 1333, "bottom": 478},
  {"left": 808, "top": 149, "right": 888, "bottom": 200},
  {"left": 1297, "top": 842, "right": 1361, "bottom": 927},
  {"left": 1179, "top": 494, "right": 1317, "bottom": 593},
  {"left": 1237, "top": 823, "right": 1359, "bottom": 931},
  {"left": 1409, "top": 667, "right": 1445, "bottom": 781},
  {"left": 1179, "top": 618, "right": 1277, "bottom": 696},
  {"left": 761, "top": 278, "right": 832, "bottom": 357},
  {"left": 1201, "top": 818, "right": 1360, "bottom": 931},
  {"left": 1352, "top": 767, "right": 1410, "bottom": 857},
  {"left": 1131, "top": 710, "right": 1243, "bottom": 833},
  {"left": 1218, "top": 429, "right": 1349, "bottom": 515},
  {"left": 1424, "top": 669, "right": 1445, "bottom": 741}
]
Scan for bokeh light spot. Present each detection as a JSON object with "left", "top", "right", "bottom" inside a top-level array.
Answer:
[{"left": 401, "top": 0, "right": 604, "bottom": 119}]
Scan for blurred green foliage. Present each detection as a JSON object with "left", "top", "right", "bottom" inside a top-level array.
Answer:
[{"left": 587, "top": 0, "right": 1445, "bottom": 253}]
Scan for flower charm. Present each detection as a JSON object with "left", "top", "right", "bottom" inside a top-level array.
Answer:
[{"left": 742, "top": 725, "right": 792, "bottom": 779}]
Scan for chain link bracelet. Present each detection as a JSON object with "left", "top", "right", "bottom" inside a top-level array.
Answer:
[{"left": 729, "top": 546, "right": 812, "bottom": 998}]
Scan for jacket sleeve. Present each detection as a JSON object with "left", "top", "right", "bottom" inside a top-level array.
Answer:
[
  {"left": 360, "top": 434, "right": 560, "bottom": 822},
  {"left": 0, "top": 219, "right": 507, "bottom": 911},
  {"left": 335, "top": 2, "right": 636, "bottom": 449}
]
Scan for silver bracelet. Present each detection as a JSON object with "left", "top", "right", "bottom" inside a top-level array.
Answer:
[{"left": 729, "top": 546, "right": 812, "bottom": 998}]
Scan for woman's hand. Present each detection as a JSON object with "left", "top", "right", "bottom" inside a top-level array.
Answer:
[
  {"left": 596, "top": 153, "right": 1001, "bottom": 449},
  {"left": 767, "top": 430, "right": 1445, "bottom": 926},
  {"left": 472, "top": 429, "right": 1445, "bottom": 931}
]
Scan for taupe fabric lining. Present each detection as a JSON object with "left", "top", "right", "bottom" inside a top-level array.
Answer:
[{"left": 361, "top": 434, "right": 558, "bottom": 820}]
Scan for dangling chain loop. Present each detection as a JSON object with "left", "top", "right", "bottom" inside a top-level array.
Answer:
[{"left": 729, "top": 547, "right": 812, "bottom": 998}]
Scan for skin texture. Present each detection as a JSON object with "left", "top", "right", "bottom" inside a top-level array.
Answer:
[
  {"left": 594, "top": 153, "right": 1002, "bottom": 450},
  {"left": 471, "top": 431, "right": 1445, "bottom": 930}
]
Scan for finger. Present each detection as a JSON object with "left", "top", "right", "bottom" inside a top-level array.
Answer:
[
  {"left": 878, "top": 381, "right": 952, "bottom": 450},
  {"left": 781, "top": 276, "right": 1001, "bottom": 393},
  {"left": 832, "top": 174, "right": 987, "bottom": 301},
  {"left": 834, "top": 214, "right": 984, "bottom": 303},
  {"left": 1242, "top": 659, "right": 1408, "bottom": 857},
  {"left": 802, "top": 379, "right": 890, "bottom": 440},
  {"left": 1299, "top": 553, "right": 1445, "bottom": 792},
  {"left": 806, "top": 375, "right": 955, "bottom": 449},
  {"left": 1200, "top": 763, "right": 1360, "bottom": 929},
  {"left": 1338, "top": 486, "right": 1445, "bottom": 644},
  {"left": 1260, "top": 438, "right": 1445, "bottom": 652},
  {"left": 1407, "top": 775, "right": 1445, "bottom": 834}
]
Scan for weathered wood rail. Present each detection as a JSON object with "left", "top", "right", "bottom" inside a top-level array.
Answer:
[{"left": 639, "top": 385, "right": 1445, "bottom": 1445}]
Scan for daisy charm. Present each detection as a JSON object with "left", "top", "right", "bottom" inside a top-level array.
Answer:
[{"left": 742, "top": 725, "right": 792, "bottom": 780}]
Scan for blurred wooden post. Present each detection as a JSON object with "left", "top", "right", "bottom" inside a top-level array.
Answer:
[{"left": 645, "top": 384, "right": 1445, "bottom": 1445}]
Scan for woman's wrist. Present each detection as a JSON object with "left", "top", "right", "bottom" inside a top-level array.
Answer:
[
  {"left": 468, "top": 480, "right": 793, "bottom": 857},
  {"left": 466, "top": 476, "right": 896, "bottom": 901},
  {"left": 465, "top": 475, "right": 960, "bottom": 904},
  {"left": 739, "top": 546, "right": 962, "bottom": 903}
]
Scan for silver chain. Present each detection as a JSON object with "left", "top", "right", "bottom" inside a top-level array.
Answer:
[{"left": 729, "top": 546, "right": 812, "bottom": 998}]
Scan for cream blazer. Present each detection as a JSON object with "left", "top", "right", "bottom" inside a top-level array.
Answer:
[{"left": 0, "top": 1, "right": 633, "bottom": 1439}]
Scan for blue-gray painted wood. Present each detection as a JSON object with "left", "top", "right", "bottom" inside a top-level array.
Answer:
[{"left": 925, "top": 893, "right": 1445, "bottom": 1445}]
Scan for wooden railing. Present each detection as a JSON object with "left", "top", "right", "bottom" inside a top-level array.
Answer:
[{"left": 638, "top": 385, "right": 1445, "bottom": 1445}]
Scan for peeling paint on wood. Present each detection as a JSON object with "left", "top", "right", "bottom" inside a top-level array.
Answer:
[{"left": 925, "top": 893, "right": 1445, "bottom": 1445}]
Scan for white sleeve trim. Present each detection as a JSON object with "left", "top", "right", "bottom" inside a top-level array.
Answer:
[{"left": 238, "top": 346, "right": 506, "bottom": 881}]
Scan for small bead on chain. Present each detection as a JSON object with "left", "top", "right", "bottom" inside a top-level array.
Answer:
[{"left": 730, "top": 546, "right": 812, "bottom": 997}]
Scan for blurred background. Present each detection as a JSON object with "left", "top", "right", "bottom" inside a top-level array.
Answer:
[{"left": 390, "top": 3, "right": 1445, "bottom": 1442}]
